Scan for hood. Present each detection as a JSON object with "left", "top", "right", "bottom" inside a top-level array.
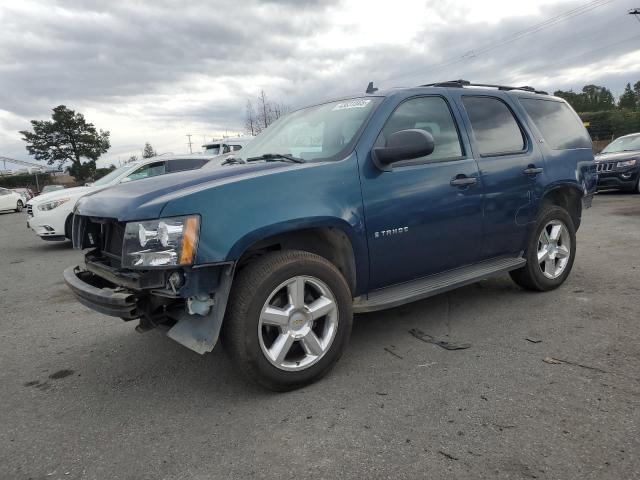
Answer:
[
  {"left": 30, "top": 185, "right": 98, "bottom": 205},
  {"left": 595, "top": 150, "right": 640, "bottom": 162},
  {"left": 75, "top": 162, "right": 298, "bottom": 221}
]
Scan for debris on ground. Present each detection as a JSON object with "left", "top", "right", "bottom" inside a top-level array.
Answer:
[
  {"left": 409, "top": 328, "right": 470, "bottom": 350},
  {"left": 543, "top": 356, "right": 609, "bottom": 373},
  {"left": 526, "top": 337, "right": 543, "bottom": 343},
  {"left": 543, "top": 357, "right": 563, "bottom": 364},
  {"left": 438, "top": 450, "right": 459, "bottom": 461},
  {"left": 383, "top": 346, "right": 403, "bottom": 359}
]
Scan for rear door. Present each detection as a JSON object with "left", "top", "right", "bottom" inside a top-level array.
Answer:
[
  {"left": 360, "top": 95, "right": 484, "bottom": 289},
  {"left": 457, "top": 95, "right": 545, "bottom": 259}
]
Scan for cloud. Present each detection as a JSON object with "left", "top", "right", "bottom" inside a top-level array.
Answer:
[{"left": 1, "top": 0, "right": 639, "bottom": 167}]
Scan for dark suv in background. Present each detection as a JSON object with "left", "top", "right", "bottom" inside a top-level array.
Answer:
[
  {"left": 595, "top": 133, "right": 640, "bottom": 193},
  {"left": 65, "top": 80, "right": 597, "bottom": 390}
]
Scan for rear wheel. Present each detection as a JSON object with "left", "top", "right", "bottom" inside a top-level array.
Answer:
[
  {"left": 15, "top": 200, "right": 23, "bottom": 213},
  {"left": 222, "top": 250, "right": 353, "bottom": 391},
  {"left": 510, "top": 205, "right": 576, "bottom": 291}
]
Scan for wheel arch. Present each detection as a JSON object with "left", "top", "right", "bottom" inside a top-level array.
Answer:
[
  {"left": 540, "top": 183, "right": 584, "bottom": 230},
  {"left": 228, "top": 219, "right": 363, "bottom": 296}
]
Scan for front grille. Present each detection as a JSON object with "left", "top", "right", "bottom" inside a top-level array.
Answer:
[
  {"left": 104, "top": 222, "right": 125, "bottom": 259},
  {"left": 596, "top": 162, "right": 614, "bottom": 173},
  {"left": 26, "top": 204, "right": 33, "bottom": 216}
]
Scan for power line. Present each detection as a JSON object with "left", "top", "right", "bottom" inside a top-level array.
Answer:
[{"left": 382, "top": 0, "right": 617, "bottom": 85}]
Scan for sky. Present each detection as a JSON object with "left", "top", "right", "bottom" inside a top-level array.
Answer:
[{"left": 1, "top": 0, "right": 639, "bottom": 169}]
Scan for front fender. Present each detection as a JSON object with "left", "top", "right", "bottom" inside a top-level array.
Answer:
[{"left": 159, "top": 153, "right": 370, "bottom": 291}]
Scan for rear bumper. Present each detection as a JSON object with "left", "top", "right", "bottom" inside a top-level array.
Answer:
[{"left": 63, "top": 266, "right": 139, "bottom": 319}]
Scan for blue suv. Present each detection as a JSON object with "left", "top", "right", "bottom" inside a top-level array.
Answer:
[{"left": 65, "top": 80, "right": 597, "bottom": 390}]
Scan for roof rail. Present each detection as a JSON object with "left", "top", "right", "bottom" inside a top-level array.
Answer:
[{"left": 420, "top": 79, "right": 548, "bottom": 95}]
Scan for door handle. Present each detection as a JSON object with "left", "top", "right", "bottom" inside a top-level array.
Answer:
[
  {"left": 450, "top": 176, "right": 477, "bottom": 187},
  {"left": 523, "top": 166, "right": 544, "bottom": 175}
]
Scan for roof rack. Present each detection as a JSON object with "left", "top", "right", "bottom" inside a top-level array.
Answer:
[{"left": 420, "top": 79, "right": 548, "bottom": 95}]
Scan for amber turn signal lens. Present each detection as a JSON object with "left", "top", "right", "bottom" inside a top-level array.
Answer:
[{"left": 179, "top": 216, "right": 200, "bottom": 265}]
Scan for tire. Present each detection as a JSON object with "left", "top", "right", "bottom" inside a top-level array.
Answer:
[
  {"left": 510, "top": 205, "right": 576, "bottom": 292},
  {"left": 222, "top": 250, "right": 353, "bottom": 391},
  {"left": 15, "top": 200, "right": 23, "bottom": 213}
]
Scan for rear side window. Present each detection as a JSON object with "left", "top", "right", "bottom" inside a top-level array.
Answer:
[
  {"left": 462, "top": 96, "right": 526, "bottom": 156},
  {"left": 520, "top": 99, "right": 591, "bottom": 150},
  {"left": 166, "top": 158, "right": 208, "bottom": 173},
  {"left": 126, "top": 161, "right": 166, "bottom": 181},
  {"left": 376, "top": 96, "right": 463, "bottom": 162}
]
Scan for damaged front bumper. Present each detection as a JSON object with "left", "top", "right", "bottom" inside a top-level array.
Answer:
[{"left": 63, "top": 260, "right": 234, "bottom": 354}]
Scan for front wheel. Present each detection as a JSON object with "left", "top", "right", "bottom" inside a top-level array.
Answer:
[
  {"left": 510, "top": 205, "right": 576, "bottom": 291},
  {"left": 222, "top": 250, "right": 353, "bottom": 391},
  {"left": 15, "top": 200, "right": 23, "bottom": 213}
]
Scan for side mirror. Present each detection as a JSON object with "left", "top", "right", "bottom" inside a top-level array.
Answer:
[{"left": 372, "top": 129, "right": 435, "bottom": 171}]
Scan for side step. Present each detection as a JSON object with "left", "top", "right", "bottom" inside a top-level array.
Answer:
[{"left": 353, "top": 256, "right": 526, "bottom": 313}]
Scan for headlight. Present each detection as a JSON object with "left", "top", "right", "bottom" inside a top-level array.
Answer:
[
  {"left": 37, "top": 197, "right": 70, "bottom": 211},
  {"left": 617, "top": 159, "right": 637, "bottom": 168},
  {"left": 122, "top": 215, "right": 200, "bottom": 268}
]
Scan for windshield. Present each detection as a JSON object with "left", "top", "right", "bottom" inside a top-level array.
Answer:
[
  {"left": 92, "top": 164, "right": 137, "bottom": 186},
  {"left": 214, "top": 97, "right": 380, "bottom": 165},
  {"left": 602, "top": 135, "right": 640, "bottom": 153}
]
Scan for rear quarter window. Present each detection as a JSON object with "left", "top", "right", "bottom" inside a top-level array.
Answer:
[
  {"left": 520, "top": 98, "right": 591, "bottom": 150},
  {"left": 167, "top": 158, "right": 208, "bottom": 173}
]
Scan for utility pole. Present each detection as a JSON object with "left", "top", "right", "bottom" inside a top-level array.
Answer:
[
  {"left": 631, "top": 8, "right": 640, "bottom": 22},
  {"left": 186, "top": 134, "right": 193, "bottom": 154}
]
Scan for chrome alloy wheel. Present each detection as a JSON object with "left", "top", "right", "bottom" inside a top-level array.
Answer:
[
  {"left": 537, "top": 220, "right": 571, "bottom": 279},
  {"left": 258, "top": 275, "right": 339, "bottom": 371}
]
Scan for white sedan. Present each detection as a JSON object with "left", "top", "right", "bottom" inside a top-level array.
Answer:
[
  {"left": 0, "top": 187, "right": 26, "bottom": 213},
  {"left": 26, "top": 154, "right": 219, "bottom": 241}
]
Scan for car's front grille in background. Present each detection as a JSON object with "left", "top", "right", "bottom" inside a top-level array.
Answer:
[
  {"left": 596, "top": 162, "right": 614, "bottom": 173},
  {"left": 26, "top": 204, "right": 33, "bottom": 216}
]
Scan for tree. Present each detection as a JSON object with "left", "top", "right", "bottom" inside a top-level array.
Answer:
[
  {"left": 245, "top": 100, "right": 257, "bottom": 136},
  {"left": 581, "top": 85, "right": 615, "bottom": 111},
  {"left": 618, "top": 83, "right": 637, "bottom": 110},
  {"left": 244, "top": 90, "right": 289, "bottom": 135},
  {"left": 634, "top": 81, "right": 640, "bottom": 103},
  {"left": 20, "top": 105, "right": 110, "bottom": 182},
  {"left": 142, "top": 142, "right": 156, "bottom": 158},
  {"left": 127, "top": 155, "right": 138, "bottom": 164}
]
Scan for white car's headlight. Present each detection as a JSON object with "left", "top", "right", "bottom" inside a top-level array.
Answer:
[
  {"left": 617, "top": 159, "right": 637, "bottom": 168},
  {"left": 122, "top": 215, "right": 200, "bottom": 268},
  {"left": 37, "top": 198, "right": 71, "bottom": 211}
]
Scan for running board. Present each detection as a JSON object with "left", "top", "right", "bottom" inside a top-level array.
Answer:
[{"left": 353, "top": 256, "right": 526, "bottom": 313}]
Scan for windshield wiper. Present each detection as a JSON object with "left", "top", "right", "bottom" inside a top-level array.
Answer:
[
  {"left": 246, "top": 153, "right": 306, "bottom": 164},
  {"left": 221, "top": 156, "right": 246, "bottom": 165}
]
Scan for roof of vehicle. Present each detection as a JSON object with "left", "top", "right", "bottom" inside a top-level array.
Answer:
[
  {"left": 202, "top": 136, "right": 253, "bottom": 148},
  {"left": 615, "top": 132, "right": 640, "bottom": 139},
  {"left": 297, "top": 79, "right": 561, "bottom": 113}
]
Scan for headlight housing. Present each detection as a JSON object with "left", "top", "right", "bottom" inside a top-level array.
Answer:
[
  {"left": 617, "top": 159, "right": 637, "bottom": 168},
  {"left": 37, "top": 198, "right": 71, "bottom": 211},
  {"left": 122, "top": 215, "right": 200, "bottom": 268}
]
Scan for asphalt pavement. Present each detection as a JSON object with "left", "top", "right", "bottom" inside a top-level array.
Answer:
[{"left": 0, "top": 193, "right": 638, "bottom": 480}]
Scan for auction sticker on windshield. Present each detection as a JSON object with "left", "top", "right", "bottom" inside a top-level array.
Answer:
[{"left": 332, "top": 99, "right": 372, "bottom": 110}]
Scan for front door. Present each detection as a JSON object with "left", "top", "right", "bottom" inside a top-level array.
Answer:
[
  {"left": 360, "top": 95, "right": 484, "bottom": 290},
  {"left": 0, "top": 188, "right": 11, "bottom": 210}
]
